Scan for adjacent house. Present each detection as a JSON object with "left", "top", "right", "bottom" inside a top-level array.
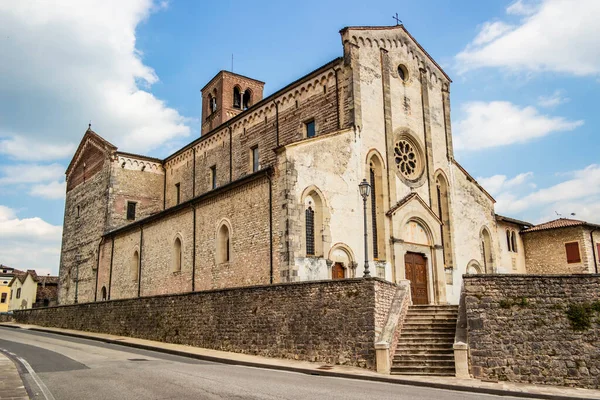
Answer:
[
  {"left": 8, "top": 270, "right": 39, "bottom": 311},
  {"left": 522, "top": 218, "right": 600, "bottom": 274},
  {"left": 34, "top": 275, "right": 59, "bottom": 308},
  {"left": 0, "top": 265, "right": 22, "bottom": 313}
]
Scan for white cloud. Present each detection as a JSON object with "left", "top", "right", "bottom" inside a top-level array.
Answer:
[
  {"left": 472, "top": 22, "right": 515, "bottom": 46},
  {"left": 454, "top": 101, "right": 583, "bottom": 150},
  {"left": 0, "top": 0, "right": 190, "bottom": 161},
  {"left": 0, "top": 163, "right": 64, "bottom": 185},
  {"left": 0, "top": 136, "right": 76, "bottom": 162},
  {"left": 484, "top": 165, "right": 600, "bottom": 224},
  {"left": 537, "top": 90, "right": 570, "bottom": 108},
  {"left": 456, "top": 0, "right": 600, "bottom": 76},
  {"left": 29, "top": 180, "right": 66, "bottom": 200},
  {"left": 0, "top": 205, "right": 62, "bottom": 275},
  {"left": 478, "top": 172, "right": 534, "bottom": 196},
  {"left": 506, "top": 0, "right": 539, "bottom": 16}
]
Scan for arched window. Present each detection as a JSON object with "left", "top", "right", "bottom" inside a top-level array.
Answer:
[
  {"left": 302, "top": 188, "right": 327, "bottom": 257},
  {"left": 101, "top": 286, "right": 107, "bottom": 301},
  {"left": 466, "top": 260, "right": 482, "bottom": 274},
  {"left": 173, "top": 237, "right": 182, "bottom": 272},
  {"left": 210, "top": 89, "right": 218, "bottom": 113},
  {"left": 480, "top": 228, "right": 493, "bottom": 273},
  {"left": 506, "top": 229, "right": 512, "bottom": 252},
  {"left": 368, "top": 153, "right": 386, "bottom": 260},
  {"left": 131, "top": 250, "right": 139, "bottom": 281},
  {"left": 435, "top": 172, "right": 453, "bottom": 268},
  {"left": 511, "top": 231, "right": 517, "bottom": 253},
  {"left": 305, "top": 206, "right": 315, "bottom": 256},
  {"left": 243, "top": 89, "right": 252, "bottom": 110},
  {"left": 233, "top": 86, "right": 241, "bottom": 109},
  {"left": 217, "top": 223, "right": 231, "bottom": 263}
]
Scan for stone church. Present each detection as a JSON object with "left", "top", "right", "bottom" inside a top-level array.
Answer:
[{"left": 58, "top": 25, "right": 529, "bottom": 306}]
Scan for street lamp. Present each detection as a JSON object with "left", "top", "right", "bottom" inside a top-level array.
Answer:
[
  {"left": 359, "top": 179, "right": 371, "bottom": 278},
  {"left": 74, "top": 254, "right": 80, "bottom": 304}
]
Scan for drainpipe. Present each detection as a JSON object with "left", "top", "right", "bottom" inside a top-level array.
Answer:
[
  {"left": 108, "top": 236, "right": 114, "bottom": 300},
  {"left": 94, "top": 238, "right": 102, "bottom": 302},
  {"left": 138, "top": 227, "right": 143, "bottom": 297},
  {"left": 591, "top": 228, "right": 598, "bottom": 274},
  {"left": 192, "top": 204, "right": 197, "bottom": 291},
  {"left": 268, "top": 172, "right": 274, "bottom": 284}
]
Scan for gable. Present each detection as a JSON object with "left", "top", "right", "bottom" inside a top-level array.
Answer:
[
  {"left": 386, "top": 192, "right": 442, "bottom": 225},
  {"left": 66, "top": 130, "right": 116, "bottom": 192}
]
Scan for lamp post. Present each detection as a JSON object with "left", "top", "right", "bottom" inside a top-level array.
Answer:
[
  {"left": 359, "top": 179, "right": 371, "bottom": 278},
  {"left": 74, "top": 254, "right": 80, "bottom": 304}
]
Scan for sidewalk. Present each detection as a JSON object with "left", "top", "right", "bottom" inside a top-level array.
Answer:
[
  {"left": 0, "top": 350, "right": 30, "bottom": 400},
  {"left": 2, "top": 322, "right": 599, "bottom": 400}
]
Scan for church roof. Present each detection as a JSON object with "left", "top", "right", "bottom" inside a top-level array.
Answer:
[
  {"left": 495, "top": 214, "right": 533, "bottom": 228},
  {"left": 522, "top": 218, "right": 600, "bottom": 233},
  {"left": 340, "top": 25, "right": 452, "bottom": 82},
  {"left": 65, "top": 125, "right": 117, "bottom": 177}
]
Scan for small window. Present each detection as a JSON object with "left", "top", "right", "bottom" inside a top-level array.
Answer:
[
  {"left": 565, "top": 242, "right": 581, "bottom": 264},
  {"left": 305, "top": 206, "right": 315, "bottom": 256},
  {"left": 251, "top": 146, "right": 259, "bottom": 173},
  {"left": 210, "top": 166, "right": 217, "bottom": 189},
  {"left": 131, "top": 250, "right": 140, "bottom": 281},
  {"left": 1, "top": 293, "right": 6, "bottom": 303},
  {"left": 101, "top": 286, "right": 107, "bottom": 301},
  {"left": 173, "top": 237, "right": 182, "bottom": 272},
  {"left": 16, "top": 288, "right": 21, "bottom": 299},
  {"left": 511, "top": 231, "right": 517, "bottom": 253},
  {"left": 506, "top": 230, "right": 512, "bottom": 252},
  {"left": 217, "top": 223, "right": 231, "bottom": 263},
  {"left": 398, "top": 64, "right": 408, "bottom": 81},
  {"left": 77, "top": 205, "right": 80, "bottom": 218},
  {"left": 233, "top": 87, "right": 241, "bottom": 109},
  {"left": 127, "top": 202, "right": 136, "bottom": 220},
  {"left": 305, "top": 120, "right": 316, "bottom": 138},
  {"left": 175, "top": 183, "right": 181, "bottom": 205}
]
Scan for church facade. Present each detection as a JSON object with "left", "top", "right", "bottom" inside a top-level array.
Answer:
[{"left": 58, "top": 25, "right": 528, "bottom": 306}]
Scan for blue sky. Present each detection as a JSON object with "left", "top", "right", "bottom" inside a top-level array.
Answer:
[{"left": 0, "top": 0, "right": 598, "bottom": 274}]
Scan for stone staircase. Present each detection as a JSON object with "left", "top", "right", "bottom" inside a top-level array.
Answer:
[{"left": 391, "top": 305, "right": 458, "bottom": 376}]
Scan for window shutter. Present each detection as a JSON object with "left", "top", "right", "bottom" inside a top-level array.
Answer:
[{"left": 565, "top": 242, "right": 581, "bottom": 264}]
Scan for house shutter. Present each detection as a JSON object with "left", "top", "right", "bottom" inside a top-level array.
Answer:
[{"left": 565, "top": 242, "right": 581, "bottom": 264}]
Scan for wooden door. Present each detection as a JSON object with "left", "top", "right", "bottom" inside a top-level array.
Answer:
[
  {"left": 405, "top": 252, "right": 428, "bottom": 304},
  {"left": 332, "top": 263, "right": 346, "bottom": 280}
]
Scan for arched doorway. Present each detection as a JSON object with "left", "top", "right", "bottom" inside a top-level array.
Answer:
[
  {"left": 332, "top": 263, "right": 346, "bottom": 279},
  {"left": 402, "top": 219, "right": 432, "bottom": 305}
]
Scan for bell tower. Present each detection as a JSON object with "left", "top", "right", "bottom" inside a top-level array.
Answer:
[{"left": 200, "top": 71, "right": 265, "bottom": 136}]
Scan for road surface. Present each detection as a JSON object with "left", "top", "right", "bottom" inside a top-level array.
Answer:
[{"left": 0, "top": 327, "right": 530, "bottom": 400}]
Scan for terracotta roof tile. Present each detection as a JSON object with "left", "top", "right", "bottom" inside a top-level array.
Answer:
[{"left": 522, "top": 218, "right": 600, "bottom": 233}]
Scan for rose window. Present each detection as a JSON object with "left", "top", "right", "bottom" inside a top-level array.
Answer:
[{"left": 394, "top": 140, "right": 419, "bottom": 179}]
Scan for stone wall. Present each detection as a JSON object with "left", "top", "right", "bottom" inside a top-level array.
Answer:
[
  {"left": 464, "top": 274, "right": 600, "bottom": 389},
  {"left": 523, "top": 227, "right": 593, "bottom": 274},
  {"left": 15, "top": 278, "right": 398, "bottom": 370}
]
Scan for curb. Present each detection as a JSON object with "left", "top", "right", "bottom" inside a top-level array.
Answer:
[{"left": 1, "top": 324, "right": 594, "bottom": 400}]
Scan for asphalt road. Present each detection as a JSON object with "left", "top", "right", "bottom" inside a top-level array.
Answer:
[{"left": 0, "top": 327, "right": 530, "bottom": 400}]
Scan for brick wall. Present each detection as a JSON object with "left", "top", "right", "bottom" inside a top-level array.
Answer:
[
  {"left": 16, "top": 278, "right": 398, "bottom": 369},
  {"left": 464, "top": 274, "right": 600, "bottom": 389}
]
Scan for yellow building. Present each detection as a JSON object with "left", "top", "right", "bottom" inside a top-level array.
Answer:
[
  {"left": 0, "top": 265, "right": 20, "bottom": 313},
  {"left": 8, "top": 271, "right": 39, "bottom": 311}
]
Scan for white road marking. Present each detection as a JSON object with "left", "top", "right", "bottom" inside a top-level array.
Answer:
[{"left": 1, "top": 348, "right": 56, "bottom": 400}]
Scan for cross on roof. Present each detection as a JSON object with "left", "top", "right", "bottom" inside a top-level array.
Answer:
[{"left": 393, "top": 13, "right": 402, "bottom": 26}]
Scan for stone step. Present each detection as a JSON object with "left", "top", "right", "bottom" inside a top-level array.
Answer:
[
  {"left": 395, "top": 349, "right": 454, "bottom": 355},
  {"left": 406, "top": 312, "right": 458, "bottom": 318},
  {"left": 408, "top": 306, "right": 458, "bottom": 312},
  {"left": 397, "top": 341, "right": 454, "bottom": 348},
  {"left": 393, "top": 354, "right": 454, "bottom": 362},
  {"left": 399, "top": 332, "right": 455, "bottom": 338},
  {"left": 403, "top": 320, "right": 457, "bottom": 326},
  {"left": 409, "top": 305, "right": 458, "bottom": 309},
  {"left": 402, "top": 326, "right": 456, "bottom": 333},
  {"left": 405, "top": 315, "right": 458, "bottom": 321},
  {"left": 392, "top": 359, "right": 455, "bottom": 367},
  {"left": 391, "top": 369, "right": 456, "bottom": 376},
  {"left": 391, "top": 366, "right": 456, "bottom": 376}
]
